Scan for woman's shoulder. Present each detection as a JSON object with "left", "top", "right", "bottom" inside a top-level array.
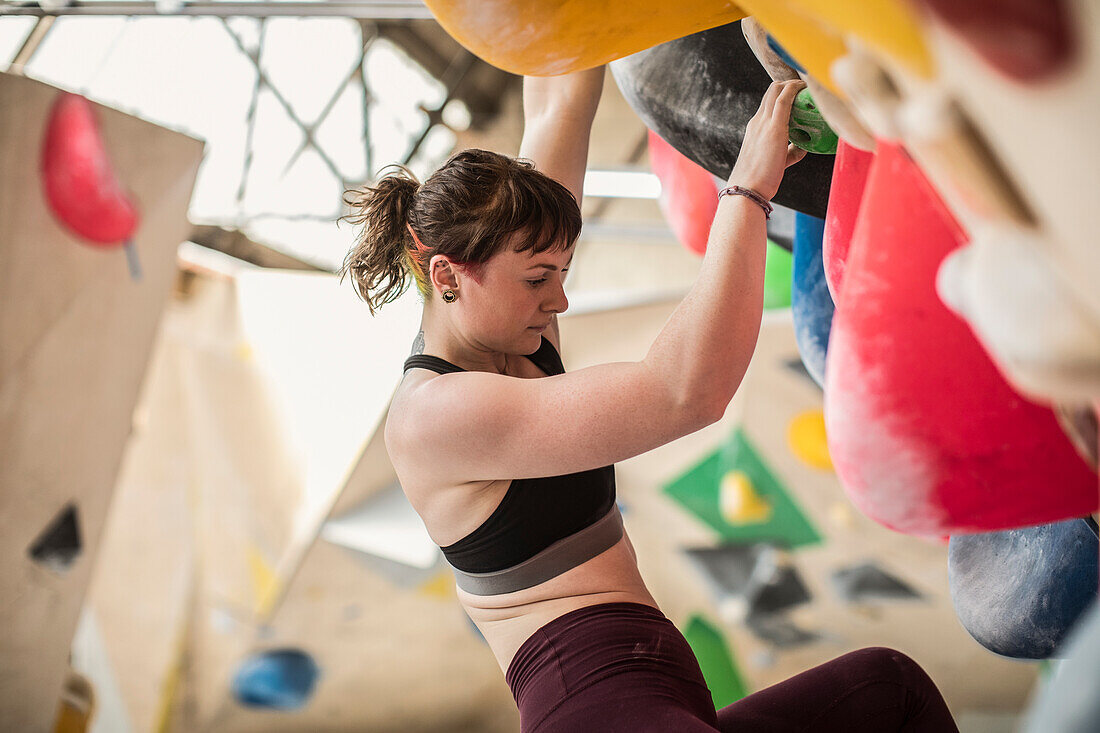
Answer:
[
  {"left": 385, "top": 371, "right": 504, "bottom": 521},
  {"left": 386, "top": 365, "right": 491, "bottom": 467},
  {"left": 385, "top": 369, "right": 435, "bottom": 461}
]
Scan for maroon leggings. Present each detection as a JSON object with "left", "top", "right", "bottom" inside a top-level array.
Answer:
[{"left": 506, "top": 603, "right": 958, "bottom": 733}]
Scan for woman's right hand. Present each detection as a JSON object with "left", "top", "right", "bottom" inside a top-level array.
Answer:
[{"left": 729, "top": 79, "right": 808, "bottom": 201}]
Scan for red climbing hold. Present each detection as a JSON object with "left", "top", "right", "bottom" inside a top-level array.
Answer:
[
  {"left": 824, "top": 141, "right": 1097, "bottom": 536},
  {"left": 41, "top": 92, "right": 140, "bottom": 247},
  {"left": 915, "top": 0, "right": 1078, "bottom": 82},
  {"left": 822, "top": 140, "right": 874, "bottom": 301},
  {"left": 648, "top": 129, "right": 717, "bottom": 256}
]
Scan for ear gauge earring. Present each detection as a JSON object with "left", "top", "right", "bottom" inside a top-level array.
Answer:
[{"left": 442, "top": 289, "right": 457, "bottom": 303}]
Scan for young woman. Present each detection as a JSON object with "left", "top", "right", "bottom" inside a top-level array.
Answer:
[{"left": 342, "top": 68, "right": 958, "bottom": 732}]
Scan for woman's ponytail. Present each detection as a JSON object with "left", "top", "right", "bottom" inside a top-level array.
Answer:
[{"left": 340, "top": 165, "right": 421, "bottom": 314}]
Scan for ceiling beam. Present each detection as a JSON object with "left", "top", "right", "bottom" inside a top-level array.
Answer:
[
  {"left": 376, "top": 20, "right": 517, "bottom": 127},
  {"left": 0, "top": 1, "right": 434, "bottom": 18},
  {"left": 7, "top": 15, "right": 54, "bottom": 74},
  {"left": 188, "top": 224, "right": 328, "bottom": 271}
]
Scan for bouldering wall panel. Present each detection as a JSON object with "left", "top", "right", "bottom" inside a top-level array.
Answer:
[{"left": 0, "top": 72, "right": 202, "bottom": 732}]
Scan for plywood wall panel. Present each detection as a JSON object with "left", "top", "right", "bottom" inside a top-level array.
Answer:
[{"left": 0, "top": 72, "right": 203, "bottom": 732}]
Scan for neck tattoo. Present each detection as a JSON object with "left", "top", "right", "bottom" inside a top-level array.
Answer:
[{"left": 411, "top": 330, "right": 425, "bottom": 356}]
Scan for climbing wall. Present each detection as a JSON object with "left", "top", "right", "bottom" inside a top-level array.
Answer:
[
  {"left": 0, "top": 71, "right": 203, "bottom": 732},
  {"left": 9, "top": 1, "right": 1097, "bottom": 727},
  {"left": 79, "top": 266, "right": 517, "bottom": 732}
]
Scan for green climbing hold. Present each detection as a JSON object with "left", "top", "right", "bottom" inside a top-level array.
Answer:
[
  {"left": 664, "top": 428, "right": 821, "bottom": 549},
  {"left": 788, "top": 89, "right": 839, "bottom": 155},
  {"left": 683, "top": 615, "right": 749, "bottom": 709},
  {"left": 763, "top": 239, "right": 793, "bottom": 310}
]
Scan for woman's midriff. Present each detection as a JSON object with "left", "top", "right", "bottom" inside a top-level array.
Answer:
[{"left": 457, "top": 533, "right": 658, "bottom": 673}]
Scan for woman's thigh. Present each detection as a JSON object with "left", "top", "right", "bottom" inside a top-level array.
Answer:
[
  {"left": 536, "top": 678, "right": 720, "bottom": 733},
  {"left": 716, "top": 647, "right": 959, "bottom": 733}
]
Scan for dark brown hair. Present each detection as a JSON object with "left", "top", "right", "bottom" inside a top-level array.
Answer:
[{"left": 340, "top": 149, "right": 582, "bottom": 314}]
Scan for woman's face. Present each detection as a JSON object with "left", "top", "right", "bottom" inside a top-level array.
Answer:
[{"left": 456, "top": 240, "right": 574, "bottom": 355}]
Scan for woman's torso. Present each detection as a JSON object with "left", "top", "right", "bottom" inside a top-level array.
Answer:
[{"left": 388, "top": 342, "right": 658, "bottom": 672}]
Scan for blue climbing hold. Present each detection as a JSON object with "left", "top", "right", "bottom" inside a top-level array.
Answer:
[
  {"left": 949, "top": 517, "right": 1099, "bottom": 660},
  {"left": 791, "top": 212, "right": 834, "bottom": 388},
  {"left": 232, "top": 648, "right": 320, "bottom": 710}
]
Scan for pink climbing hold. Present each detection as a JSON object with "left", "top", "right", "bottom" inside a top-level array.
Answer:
[
  {"left": 647, "top": 129, "right": 717, "bottom": 256},
  {"left": 41, "top": 92, "right": 140, "bottom": 247},
  {"left": 822, "top": 140, "right": 874, "bottom": 301},
  {"left": 824, "top": 141, "right": 1097, "bottom": 536},
  {"left": 915, "top": 0, "right": 1078, "bottom": 82}
]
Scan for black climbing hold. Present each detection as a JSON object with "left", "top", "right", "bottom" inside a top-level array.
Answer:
[
  {"left": 611, "top": 20, "right": 835, "bottom": 218},
  {"left": 28, "top": 503, "right": 82, "bottom": 573}
]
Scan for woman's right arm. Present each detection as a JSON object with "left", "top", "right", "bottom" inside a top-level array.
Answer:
[
  {"left": 389, "top": 80, "right": 807, "bottom": 484},
  {"left": 646, "top": 80, "right": 807, "bottom": 422}
]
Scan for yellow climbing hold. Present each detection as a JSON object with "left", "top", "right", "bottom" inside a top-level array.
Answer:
[
  {"left": 422, "top": 0, "right": 747, "bottom": 76},
  {"left": 720, "top": 471, "right": 772, "bottom": 525},
  {"left": 53, "top": 673, "right": 94, "bottom": 733},
  {"left": 419, "top": 570, "right": 456, "bottom": 599},
  {"left": 735, "top": 0, "right": 933, "bottom": 94},
  {"left": 781, "top": 0, "right": 933, "bottom": 78},
  {"left": 247, "top": 544, "right": 281, "bottom": 617},
  {"left": 736, "top": 1, "right": 849, "bottom": 95},
  {"left": 787, "top": 409, "right": 834, "bottom": 470}
]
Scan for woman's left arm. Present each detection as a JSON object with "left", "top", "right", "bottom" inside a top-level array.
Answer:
[
  {"left": 518, "top": 66, "right": 604, "bottom": 208},
  {"left": 518, "top": 67, "right": 604, "bottom": 347}
]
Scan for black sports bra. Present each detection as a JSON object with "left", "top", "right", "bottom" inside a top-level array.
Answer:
[{"left": 402, "top": 337, "right": 621, "bottom": 595}]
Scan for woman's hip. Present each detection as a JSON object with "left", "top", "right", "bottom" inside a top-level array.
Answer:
[{"left": 506, "top": 602, "right": 719, "bottom": 733}]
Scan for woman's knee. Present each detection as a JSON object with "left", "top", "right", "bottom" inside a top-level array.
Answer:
[
  {"left": 834, "top": 647, "right": 958, "bottom": 731},
  {"left": 844, "top": 647, "right": 935, "bottom": 689}
]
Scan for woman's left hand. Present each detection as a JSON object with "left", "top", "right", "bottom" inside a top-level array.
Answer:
[{"left": 519, "top": 67, "right": 605, "bottom": 205}]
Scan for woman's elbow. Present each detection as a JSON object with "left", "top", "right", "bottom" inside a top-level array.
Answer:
[
  {"left": 646, "top": 361, "right": 738, "bottom": 435},
  {"left": 698, "top": 394, "right": 735, "bottom": 429},
  {"left": 690, "top": 367, "right": 749, "bottom": 427},
  {"left": 678, "top": 389, "right": 733, "bottom": 434}
]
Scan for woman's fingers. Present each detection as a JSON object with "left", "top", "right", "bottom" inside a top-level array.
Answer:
[
  {"left": 773, "top": 80, "right": 806, "bottom": 121},
  {"left": 733, "top": 80, "right": 812, "bottom": 198},
  {"left": 760, "top": 79, "right": 785, "bottom": 112}
]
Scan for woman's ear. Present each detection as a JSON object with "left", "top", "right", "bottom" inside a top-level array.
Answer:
[{"left": 428, "top": 254, "right": 460, "bottom": 295}]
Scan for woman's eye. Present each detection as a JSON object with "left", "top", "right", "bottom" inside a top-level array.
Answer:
[{"left": 527, "top": 278, "right": 547, "bottom": 287}]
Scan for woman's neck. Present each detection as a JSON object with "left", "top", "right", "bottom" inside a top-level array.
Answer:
[{"left": 415, "top": 313, "right": 509, "bottom": 375}]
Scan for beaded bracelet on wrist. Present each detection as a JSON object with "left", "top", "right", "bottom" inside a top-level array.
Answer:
[{"left": 717, "top": 185, "right": 773, "bottom": 220}]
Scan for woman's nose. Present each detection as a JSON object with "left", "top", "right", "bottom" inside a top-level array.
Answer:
[{"left": 546, "top": 278, "right": 569, "bottom": 314}]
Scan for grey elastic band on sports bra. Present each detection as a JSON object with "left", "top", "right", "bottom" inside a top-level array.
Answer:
[{"left": 450, "top": 506, "right": 624, "bottom": 596}]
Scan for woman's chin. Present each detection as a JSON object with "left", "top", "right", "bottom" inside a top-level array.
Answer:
[{"left": 522, "top": 328, "right": 545, "bottom": 349}]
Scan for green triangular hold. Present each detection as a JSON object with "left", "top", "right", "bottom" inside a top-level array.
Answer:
[
  {"left": 664, "top": 429, "right": 821, "bottom": 548},
  {"left": 683, "top": 615, "right": 748, "bottom": 709}
]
